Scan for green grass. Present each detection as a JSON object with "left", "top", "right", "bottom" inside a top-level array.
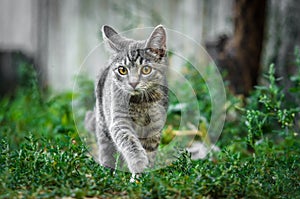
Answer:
[
  {"left": 1, "top": 137, "right": 299, "bottom": 198},
  {"left": 0, "top": 53, "right": 300, "bottom": 198}
]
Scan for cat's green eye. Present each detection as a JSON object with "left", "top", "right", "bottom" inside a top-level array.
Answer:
[
  {"left": 118, "top": 66, "right": 128, "bottom": 75},
  {"left": 141, "top": 65, "right": 152, "bottom": 75}
]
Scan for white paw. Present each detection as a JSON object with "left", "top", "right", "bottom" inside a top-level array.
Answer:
[
  {"left": 130, "top": 174, "right": 140, "bottom": 183},
  {"left": 129, "top": 154, "right": 149, "bottom": 174}
]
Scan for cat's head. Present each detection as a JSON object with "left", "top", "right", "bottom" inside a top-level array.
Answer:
[{"left": 102, "top": 25, "right": 167, "bottom": 96}]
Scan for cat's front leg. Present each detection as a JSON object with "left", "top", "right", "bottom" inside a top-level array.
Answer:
[{"left": 110, "top": 123, "right": 149, "bottom": 174}]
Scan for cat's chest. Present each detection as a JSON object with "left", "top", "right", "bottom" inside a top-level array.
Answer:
[{"left": 128, "top": 102, "right": 151, "bottom": 126}]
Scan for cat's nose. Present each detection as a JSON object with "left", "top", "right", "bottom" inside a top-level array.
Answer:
[{"left": 129, "top": 82, "right": 138, "bottom": 89}]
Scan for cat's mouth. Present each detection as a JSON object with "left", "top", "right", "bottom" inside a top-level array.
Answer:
[
  {"left": 128, "top": 86, "right": 144, "bottom": 95},
  {"left": 129, "top": 87, "right": 162, "bottom": 104},
  {"left": 130, "top": 89, "right": 142, "bottom": 96}
]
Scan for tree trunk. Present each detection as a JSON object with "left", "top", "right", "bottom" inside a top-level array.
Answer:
[{"left": 207, "top": 0, "right": 267, "bottom": 95}]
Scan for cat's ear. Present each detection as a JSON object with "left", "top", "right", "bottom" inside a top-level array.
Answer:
[
  {"left": 145, "top": 25, "right": 167, "bottom": 56},
  {"left": 102, "top": 25, "right": 125, "bottom": 52}
]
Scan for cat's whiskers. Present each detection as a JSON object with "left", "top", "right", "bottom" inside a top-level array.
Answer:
[
  {"left": 140, "top": 89, "right": 145, "bottom": 102},
  {"left": 144, "top": 89, "right": 150, "bottom": 103}
]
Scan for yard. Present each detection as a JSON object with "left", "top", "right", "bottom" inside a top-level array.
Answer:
[{"left": 0, "top": 53, "right": 299, "bottom": 198}]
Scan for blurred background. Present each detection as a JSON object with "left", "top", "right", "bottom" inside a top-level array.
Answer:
[
  {"left": 1, "top": 0, "right": 299, "bottom": 96},
  {"left": 1, "top": 1, "right": 300, "bottom": 197}
]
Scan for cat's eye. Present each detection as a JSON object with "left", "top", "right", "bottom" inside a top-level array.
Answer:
[
  {"left": 118, "top": 66, "right": 128, "bottom": 75},
  {"left": 141, "top": 65, "right": 152, "bottom": 75}
]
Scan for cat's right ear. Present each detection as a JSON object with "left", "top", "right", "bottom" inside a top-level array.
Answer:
[{"left": 102, "top": 25, "right": 124, "bottom": 52}]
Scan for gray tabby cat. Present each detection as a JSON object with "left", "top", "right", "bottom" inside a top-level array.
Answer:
[{"left": 85, "top": 25, "right": 168, "bottom": 175}]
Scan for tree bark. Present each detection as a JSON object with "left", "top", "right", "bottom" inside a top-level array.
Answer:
[{"left": 207, "top": 0, "right": 267, "bottom": 95}]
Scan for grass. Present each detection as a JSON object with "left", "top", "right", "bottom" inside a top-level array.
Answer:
[
  {"left": 0, "top": 52, "right": 300, "bottom": 198},
  {"left": 1, "top": 136, "right": 299, "bottom": 198}
]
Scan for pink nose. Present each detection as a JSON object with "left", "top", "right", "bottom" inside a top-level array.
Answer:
[{"left": 129, "top": 82, "right": 138, "bottom": 89}]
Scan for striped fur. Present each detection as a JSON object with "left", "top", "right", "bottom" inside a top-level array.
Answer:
[{"left": 85, "top": 25, "right": 168, "bottom": 174}]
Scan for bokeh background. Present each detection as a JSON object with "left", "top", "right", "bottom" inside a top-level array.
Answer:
[
  {"left": 1, "top": 0, "right": 299, "bottom": 95},
  {"left": 1, "top": 1, "right": 300, "bottom": 197}
]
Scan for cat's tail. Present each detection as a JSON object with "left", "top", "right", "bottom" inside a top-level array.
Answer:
[{"left": 84, "top": 110, "right": 96, "bottom": 133}]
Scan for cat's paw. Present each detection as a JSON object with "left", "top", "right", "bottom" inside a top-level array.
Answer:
[
  {"left": 129, "top": 154, "right": 149, "bottom": 174},
  {"left": 129, "top": 174, "right": 140, "bottom": 183}
]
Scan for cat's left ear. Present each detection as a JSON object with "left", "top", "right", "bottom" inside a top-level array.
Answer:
[{"left": 145, "top": 25, "right": 167, "bottom": 56}]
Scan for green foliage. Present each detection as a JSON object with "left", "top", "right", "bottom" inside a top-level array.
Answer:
[
  {"left": 0, "top": 60, "right": 77, "bottom": 149},
  {"left": 0, "top": 50, "right": 300, "bottom": 198},
  {"left": 245, "top": 63, "right": 299, "bottom": 148},
  {"left": 1, "top": 136, "right": 299, "bottom": 198},
  {"left": 166, "top": 59, "right": 212, "bottom": 131}
]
